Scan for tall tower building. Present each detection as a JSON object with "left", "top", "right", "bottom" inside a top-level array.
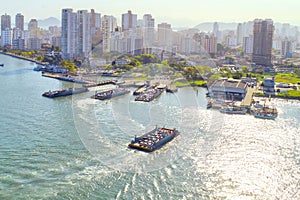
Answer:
[
  {"left": 281, "top": 38, "right": 292, "bottom": 58},
  {"left": 213, "top": 22, "right": 219, "bottom": 39},
  {"left": 90, "top": 9, "right": 101, "bottom": 35},
  {"left": 122, "top": 10, "right": 137, "bottom": 31},
  {"left": 236, "top": 23, "right": 243, "bottom": 45},
  {"left": 61, "top": 8, "right": 77, "bottom": 60},
  {"left": 252, "top": 19, "right": 274, "bottom": 67},
  {"left": 28, "top": 19, "right": 39, "bottom": 38},
  {"left": 1, "top": 14, "right": 11, "bottom": 31},
  {"left": 102, "top": 15, "right": 117, "bottom": 52},
  {"left": 203, "top": 34, "right": 217, "bottom": 55},
  {"left": 143, "top": 14, "right": 155, "bottom": 47},
  {"left": 1, "top": 14, "right": 12, "bottom": 48},
  {"left": 157, "top": 23, "right": 172, "bottom": 49},
  {"left": 15, "top": 13, "right": 24, "bottom": 31},
  {"left": 243, "top": 36, "right": 253, "bottom": 55},
  {"left": 77, "top": 10, "right": 92, "bottom": 59}
]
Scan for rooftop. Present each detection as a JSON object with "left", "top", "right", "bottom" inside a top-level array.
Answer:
[{"left": 209, "top": 79, "right": 247, "bottom": 89}]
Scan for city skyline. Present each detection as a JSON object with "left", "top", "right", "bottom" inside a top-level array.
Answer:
[{"left": 0, "top": 0, "right": 300, "bottom": 27}]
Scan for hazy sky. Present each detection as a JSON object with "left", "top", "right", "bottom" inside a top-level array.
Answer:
[{"left": 1, "top": 0, "right": 300, "bottom": 27}]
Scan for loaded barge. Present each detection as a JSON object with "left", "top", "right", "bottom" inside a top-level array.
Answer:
[
  {"left": 135, "top": 88, "right": 163, "bottom": 102},
  {"left": 128, "top": 127, "right": 179, "bottom": 152},
  {"left": 42, "top": 87, "right": 88, "bottom": 98},
  {"left": 91, "top": 88, "right": 130, "bottom": 100}
]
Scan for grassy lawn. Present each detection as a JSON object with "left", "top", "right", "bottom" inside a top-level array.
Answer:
[
  {"left": 173, "top": 80, "right": 207, "bottom": 87},
  {"left": 275, "top": 73, "right": 300, "bottom": 84}
]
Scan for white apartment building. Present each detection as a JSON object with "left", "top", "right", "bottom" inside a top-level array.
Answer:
[
  {"left": 61, "top": 9, "right": 77, "bottom": 60},
  {"left": 1, "top": 28, "right": 12, "bottom": 47}
]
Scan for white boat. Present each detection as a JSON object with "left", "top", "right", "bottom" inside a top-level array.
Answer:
[{"left": 219, "top": 106, "right": 247, "bottom": 114}]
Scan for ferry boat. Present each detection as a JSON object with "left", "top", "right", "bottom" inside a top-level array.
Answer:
[
  {"left": 219, "top": 106, "right": 247, "bottom": 114},
  {"left": 91, "top": 88, "right": 130, "bottom": 100},
  {"left": 42, "top": 87, "right": 88, "bottom": 98},
  {"left": 135, "top": 88, "right": 163, "bottom": 102},
  {"left": 128, "top": 126, "right": 179, "bottom": 152}
]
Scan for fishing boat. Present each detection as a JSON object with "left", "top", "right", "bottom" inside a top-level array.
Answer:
[
  {"left": 0, "top": 63, "right": 4, "bottom": 67},
  {"left": 91, "top": 88, "right": 130, "bottom": 100},
  {"left": 250, "top": 99, "right": 278, "bottom": 119},
  {"left": 42, "top": 87, "right": 88, "bottom": 98},
  {"left": 219, "top": 106, "right": 247, "bottom": 114},
  {"left": 128, "top": 126, "right": 179, "bottom": 152},
  {"left": 251, "top": 109, "right": 277, "bottom": 120}
]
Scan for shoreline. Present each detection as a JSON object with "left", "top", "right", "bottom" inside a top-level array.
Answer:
[
  {"left": 253, "top": 94, "right": 300, "bottom": 101},
  {"left": 0, "top": 51, "right": 47, "bottom": 66}
]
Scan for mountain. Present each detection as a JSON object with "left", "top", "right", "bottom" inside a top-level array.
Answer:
[
  {"left": 194, "top": 22, "right": 239, "bottom": 32},
  {"left": 38, "top": 17, "right": 61, "bottom": 28}
]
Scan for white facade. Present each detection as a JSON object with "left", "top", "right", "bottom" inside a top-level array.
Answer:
[
  {"left": 1, "top": 28, "right": 12, "bottom": 47},
  {"left": 77, "top": 10, "right": 92, "bottom": 59},
  {"left": 143, "top": 14, "right": 155, "bottom": 48},
  {"left": 61, "top": 9, "right": 77, "bottom": 60},
  {"left": 236, "top": 23, "right": 243, "bottom": 45},
  {"left": 157, "top": 23, "right": 172, "bottom": 50},
  {"left": 243, "top": 36, "right": 253, "bottom": 55},
  {"left": 102, "top": 15, "right": 117, "bottom": 52}
]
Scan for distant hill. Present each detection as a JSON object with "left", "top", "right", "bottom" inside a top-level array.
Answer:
[
  {"left": 194, "top": 22, "right": 239, "bottom": 32},
  {"left": 38, "top": 17, "right": 60, "bottom": 28},
  {"left": 194, "top": 22, "right": 300, "bottom": 33}
]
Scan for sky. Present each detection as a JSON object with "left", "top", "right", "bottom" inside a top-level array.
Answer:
[{"left": 1, "top": 0, "right": 300, "bottom": 27}]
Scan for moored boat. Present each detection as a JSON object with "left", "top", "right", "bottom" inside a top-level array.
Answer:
[
  {"left": 92, "top": 88, "right": 130, "bottom": 100},
  {"left": 128, "top": 126, "right": 179, "bottom": 152},
  {"left": 219, "top": 106, "right": 247, "bottom": 114},
  {"left": 135, "top": 88, "right": 163, "bottom": 102},
  {"left": 250, "top": 99, "right": 278, "bottom": 119},
  {"left": 251, "top": 109, "right": 277, "bottom": 120},
  {"left": 42, "top": 87, "right": 88, "bottom": 98}
]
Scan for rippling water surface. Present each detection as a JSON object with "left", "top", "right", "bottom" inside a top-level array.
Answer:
[{"left": 0, "top": 54, "right": 299, "bottom": 199}]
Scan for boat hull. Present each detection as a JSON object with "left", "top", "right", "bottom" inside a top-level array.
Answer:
[
  {"left": 42, "top": 88, "right": 88, "bottom": 98},
  {"left": 92, "top": 89, "right": 130, "bottom": 100},
  {"left": 128, "top": 127, "right": 179, "bottom": 152}
]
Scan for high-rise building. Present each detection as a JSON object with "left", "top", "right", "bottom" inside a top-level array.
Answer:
[
  {"left": 213, "top": 22, "right": 219, "bottom": 37},
  {"left": 91, "top": 9, "right": 101, "bottom": 35},
  {"left": 157, "top": 23, "right": 172, "bottom": 49},
  {"left": 102, "top": 15, "right": 117, "bottom": 52},
  {"left": 61, "top": 8, "right": 77, "bottom": 60},
  {"left": 281, "top": 38, "right": 292, "bottom": 58},
  {"left": 77, "top": 10, "right": 92, "bottom": 59},
  {"left": 243, "top": 36, "right": 253, "bottom": 55},
  {"left": 1, "top": 28, "right": 12, "bottom": 47},
  {"left": 236, "top": 23, "right": 243, "bottom": 45},
  {"left": 28, "top": 19, "right": 39, "bottom": 38},
  {"left": 252, "top": 19, "right": 274, "bottom": 66},
  {"left": 122, "top": 10, "right": 137, "bottom": 31},
  {"left": 1, "top": 13, "right": 11, "bottom": 31},
  {"left": 143, "top": 14, "right": 155, "bottom": 47},
  {"left": 15, "top": 13, "right": 24, "bottom": 31},
  {"left": 102, "top": 15, "right": 117, "bottom": 53},
  {"left": 203, "top": 34, "right": 217, "bottom": 55}
]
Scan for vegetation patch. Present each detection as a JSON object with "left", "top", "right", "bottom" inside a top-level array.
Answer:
[{"left": 275, "top": 73, "right": 300, "bottom": 84}]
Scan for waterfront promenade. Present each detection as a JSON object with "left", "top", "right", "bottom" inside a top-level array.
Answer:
[{"left": 0, "top": 51, "right": 47, "bottom": 65}]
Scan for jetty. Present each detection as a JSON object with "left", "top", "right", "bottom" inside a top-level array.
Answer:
[{"left": 83, "top": 80, "right": 117, "bottom": 88}]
